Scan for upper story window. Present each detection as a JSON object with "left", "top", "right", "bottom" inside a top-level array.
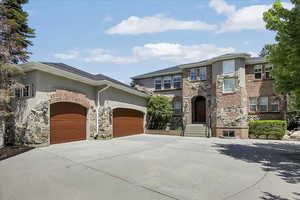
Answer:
[
  {"left": 189, "top": 69, "right": 197, "bottom": 80},
  {"left": 223, "top": 78, "right": 236, "bottom": 93},
  {"left": 173, "top": 75, "right": 181, "bottom": 89},
  {"left": 254, "top": 65, "right": 262, "bottom": 79},
  {"left": 163, "top": 76, "right": 172, "bottom": 89},
  {"left": 265, "top": 64, "right": 273, "bottom": 79},
  {"left": 14, "top": 84, "right": 33, "bottom": 98},
  {"left": 259, "top": 97, "right": 268, "bottom": 112},
  {"left": 223, "top": 60, "right": 235, "bottom": 74},
  {"left": 198, "top": 67, "right": 207, "bottom": 80},
  {"left": 154, "top": 78, "right": 162, "bottom": 90},
  {"left": 173, "top": 101, "right": 182, "bottom": 114}
]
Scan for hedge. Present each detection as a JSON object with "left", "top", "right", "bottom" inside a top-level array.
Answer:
[{"left": 249, "top": 120, "right": 287, "bottom": 139}]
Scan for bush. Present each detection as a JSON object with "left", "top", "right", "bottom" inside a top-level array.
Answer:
[
  {"left": 147, "top": 96, "right": 173, "bottom": 130},
  {"left": 249, "top": 120, "right": 287, "bottom": 139}
]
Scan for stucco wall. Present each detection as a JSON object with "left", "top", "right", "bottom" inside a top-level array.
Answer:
[{"left": 14, "top": 70, "right": 148, "bottom": 145}]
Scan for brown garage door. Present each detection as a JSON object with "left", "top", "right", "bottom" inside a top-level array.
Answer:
[
  {"left": 113, "top": 108, "right": 144, "bottom": 138},
  {"left": 50, "top": 102, "right": 86, "bottom": 144}
]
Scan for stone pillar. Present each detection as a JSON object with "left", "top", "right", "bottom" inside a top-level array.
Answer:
[{"left": 97, "top": 106, "right": 112, "bottom": 139}]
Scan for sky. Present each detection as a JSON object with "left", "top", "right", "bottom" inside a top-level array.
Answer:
[{"left": 23, "top": 0, "right": 292, "bottom": 84}]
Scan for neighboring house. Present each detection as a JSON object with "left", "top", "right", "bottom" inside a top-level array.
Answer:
[
  {"left": 13, "top": 62, "right": 149, "bottom": 146},
  {"left": 132, "top": 53, "right": 287, "bottom": 138}
]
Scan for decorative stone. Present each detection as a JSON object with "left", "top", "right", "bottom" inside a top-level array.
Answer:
[
  {"left": 282, "top": 134, "right": 291, "bottom": 140},
  {"left": 97, "top": 106, "right": 112, "bottom": 138},
  {"left": 290, "top": 131, "right": 300, "bottom": 139}
]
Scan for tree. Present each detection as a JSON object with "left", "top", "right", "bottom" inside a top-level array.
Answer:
[
  {"left": 262, "top": 0, "right": 300, "bottom": 110},
  {"left": 146, "top": 96, "right": 173, "bottom": 130},
  {"left": 0, "top": 0, "right": 35, "bottom": 144}
]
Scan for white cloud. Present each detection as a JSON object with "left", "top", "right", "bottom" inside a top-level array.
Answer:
[
  {"left": 209, "top": 0, "right": 236, "bottom": 16},
  {"left": 53, "top": 50, "right": 80, "bottom": 60},
  {"left": 53, "top": 43, "right": 235, "bottom": 64},
  {"left": 209, "top": 0, "right": 293, "bottom": 33},
  {"left": 105, "top": 15, "right": 217, "bottom": 35},
  {"left": 83, "top": 49, "right": 138, "bottom": 64},
  {"left": 133, "top": 43, "right": 235, "bottom": 63}
]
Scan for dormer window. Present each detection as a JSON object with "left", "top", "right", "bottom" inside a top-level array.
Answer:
[
  {"left": 163, "top": 76, "right": 171, "bottom": 89},
  {"left": 223, "top": 60, "right": 235, "bottom": 74}
]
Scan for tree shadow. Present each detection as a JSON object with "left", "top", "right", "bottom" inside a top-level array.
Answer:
[
  {"left": 260, "top": 192, "right": 300, "bottom": 200},
  {"left": 213, "top": 142, "right": 300, "bottom": 184}
]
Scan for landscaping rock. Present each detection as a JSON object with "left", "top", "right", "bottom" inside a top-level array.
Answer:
[
  {"left": 290, "top": 131, "right": 300, "bottom": 139},
  {"left": 282, "top": 134, "right": 291, "bottom": 140}
]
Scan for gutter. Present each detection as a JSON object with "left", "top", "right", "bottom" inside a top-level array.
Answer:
[{"left": 95, "top": 85, "right": 111, "bottom": 138}]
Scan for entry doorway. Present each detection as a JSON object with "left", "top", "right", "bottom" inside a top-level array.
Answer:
[{"left": 192, "top": 96, "right": 206, "bottom": 123}]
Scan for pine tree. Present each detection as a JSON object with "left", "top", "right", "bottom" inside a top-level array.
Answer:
[{"left": 0, "top": 0, "right": 35, "bottom": 145}]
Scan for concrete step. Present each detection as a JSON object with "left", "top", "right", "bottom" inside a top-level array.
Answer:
[{"left": 184, "top": 124, "right": 208, "bottom": 137}]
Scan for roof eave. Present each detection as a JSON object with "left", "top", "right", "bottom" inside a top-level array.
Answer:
[{"left": 20, "top": 62, "right": 149, "bottom": 99}]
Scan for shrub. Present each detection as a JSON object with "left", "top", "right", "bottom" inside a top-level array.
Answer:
[
  {"left": 147, "top": 96, "right": 173, "bottom": 130},
  {"left": 249, "top": 120, "right": 287, "bottom": 139}
]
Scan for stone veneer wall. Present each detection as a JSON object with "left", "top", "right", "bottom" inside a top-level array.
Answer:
[
  {"left": 182, "top": 66, "right": 212, "bottom": 128},
  {"left": 97, "top": 106, "right": 113, "bottom": 139},
  {"left": 15, "top": 89, "right": 97, "bottom": 146},
  {"left": 211, "top": 59, "right": 249, "bottom": 138}
]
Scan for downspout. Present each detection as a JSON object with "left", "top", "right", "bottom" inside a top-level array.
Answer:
[{"left": 96, "top": 85, "right": 111, "bottom": 138}]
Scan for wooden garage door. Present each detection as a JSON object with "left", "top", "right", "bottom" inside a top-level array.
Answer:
[
  {"left": 113, "top": 108, "right": 144, "bottom": 138},
  {"left": 50, "top": 102, "right": 86, "bottom": 144}
]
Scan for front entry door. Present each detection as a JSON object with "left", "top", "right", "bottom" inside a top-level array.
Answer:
[{"left": 193, "top": 96, "right": 206, "bottom": 123}]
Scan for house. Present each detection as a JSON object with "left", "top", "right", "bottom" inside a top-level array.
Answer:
[
  {"left": 132, "top": 53, "right": 287, "bottom": 138},
  {"left": 13, "top": 62, "right": 149, "bottom": 146}
]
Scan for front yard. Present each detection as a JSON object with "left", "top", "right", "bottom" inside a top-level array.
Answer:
[{"left": 0, "top": 134, "right": 299, "bottom": 200}]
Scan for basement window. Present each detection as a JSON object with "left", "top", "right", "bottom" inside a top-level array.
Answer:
[{"left": 223, "top": 130, "right": 235, "bottom": 137}]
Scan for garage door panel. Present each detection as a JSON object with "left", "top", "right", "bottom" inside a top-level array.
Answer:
[
  {"left": 50, "top": 102, "right": 87, "bottom": 144},
  {"left": 113, "top": 108, "right": 144, "bottom": 138}
]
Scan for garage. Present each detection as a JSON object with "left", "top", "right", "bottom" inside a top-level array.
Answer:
[
  {"left": 113, "top": 108, "right": 144, "bottom": 138},
  {"left": 50, "top": 102, "right": 87, "bottom": 144}
]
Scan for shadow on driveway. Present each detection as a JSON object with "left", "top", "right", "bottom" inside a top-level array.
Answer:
[{"left": 213, "top": 142, "right": 300, "bottom": 184}]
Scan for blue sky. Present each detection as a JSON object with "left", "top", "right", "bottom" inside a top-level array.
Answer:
[{"left": 24, "top": 0, "right": 291, "bottom": 83}]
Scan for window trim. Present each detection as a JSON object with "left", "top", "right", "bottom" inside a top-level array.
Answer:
[
  {"left": 270, "top": 99, "right": 280, "bottom": 112},
  {"left": 154, "top": 78, "right": 162, "bottom": 90},
  {"left": 254, "top": 64, "right": 262, "bottom": 80},
  {"left": 163, "top": 76, "right": 172, "bottom": 89},
  {"left": 173, "top": 101, "right": 182, "bottom": 114},
  {"left": 189, "top": 68, "right": 197, "bottom": 81},
  {"left": 258, "top": 96, "right": 268, "bottom": 112},
  {"left": 223, "top": 78, "right": 236, "bottom": 93},
  {"left": 198, "top": 67, "right": 207, "bottom": 81},
  {"left": 223, "top": 60, "right": 235, "bottom": 75},
  {"left": 172, "top": 75, "right": 182, "bottom": 89},
  {"left": 249, "top": 98, "right": 257, "bottom": 112}
]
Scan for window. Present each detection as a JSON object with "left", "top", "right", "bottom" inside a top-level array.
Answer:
[
  {"left": 223, "top": 131, "right": 235, "bottom": 137},
  {"left": 189, "top": 69, "right": 197, "bottom": 80},
  {"left": 173, "top": 101, "right": 182, "bottom": 114},
  {"left": 223, "top": 78, "right": 236, "bottom": 93},
  {"left": 14, "top": 84, "right": 32, "bottom": 98},
  {"left": 163, "top": 76, "right": 172, "bottom": 89},
  {"left": 254, "top": 65, "right": 262, "bottom": 79},
  {"left": 14, "top": 88, "right": 22, "bottom": 98},
  {"left": 198, "top": 67, "right": 207, "bottom": 80},
  {"left": 265, "top": 64, "right": 273, "bottom": 79},
  {"left": 259, "top": 97, "right": 268, "bottom": 112},
  {"left": 154, "top": 78, "right": 162, "bottom": 90},
  {"left": 270, "top": 99, "right": 280, "bottom": 112},
  {"left": 173, "top": 75, "right": 181, "bottom": 89},
  {"left": 249, "top": 98, "right": 257, "bottom": 112},
  {"left": 223, "top": 60, "right": 235, "bottom": 74}
]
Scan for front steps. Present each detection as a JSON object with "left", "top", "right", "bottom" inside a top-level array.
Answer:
[{"left": 184, "top": 124, "right": 208, "bottom": 137}]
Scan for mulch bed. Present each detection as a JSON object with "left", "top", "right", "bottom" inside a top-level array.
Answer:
[{"left": 0, "top": 145, "right": 34, "bottom": 161}]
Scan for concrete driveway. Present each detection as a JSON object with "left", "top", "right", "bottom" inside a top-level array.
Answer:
[{"left": 0, "top": 134, "right": 299, "bottom": 200}]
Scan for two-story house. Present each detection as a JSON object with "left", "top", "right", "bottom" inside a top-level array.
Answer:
[{"left": 132, "top": 53, "right": 287, "bottom": 138}]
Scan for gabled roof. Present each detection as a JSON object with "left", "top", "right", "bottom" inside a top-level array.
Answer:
[
  {"left": 132, "top": 53, "right": 266, "bottom": 80},
  {"left": 20, "top": 62, "right": 148, "bottom": 98}
]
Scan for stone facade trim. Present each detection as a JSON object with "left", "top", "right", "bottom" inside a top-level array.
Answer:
[{"left": 49, "top": 89, "right": 90, "bottom": 108}]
